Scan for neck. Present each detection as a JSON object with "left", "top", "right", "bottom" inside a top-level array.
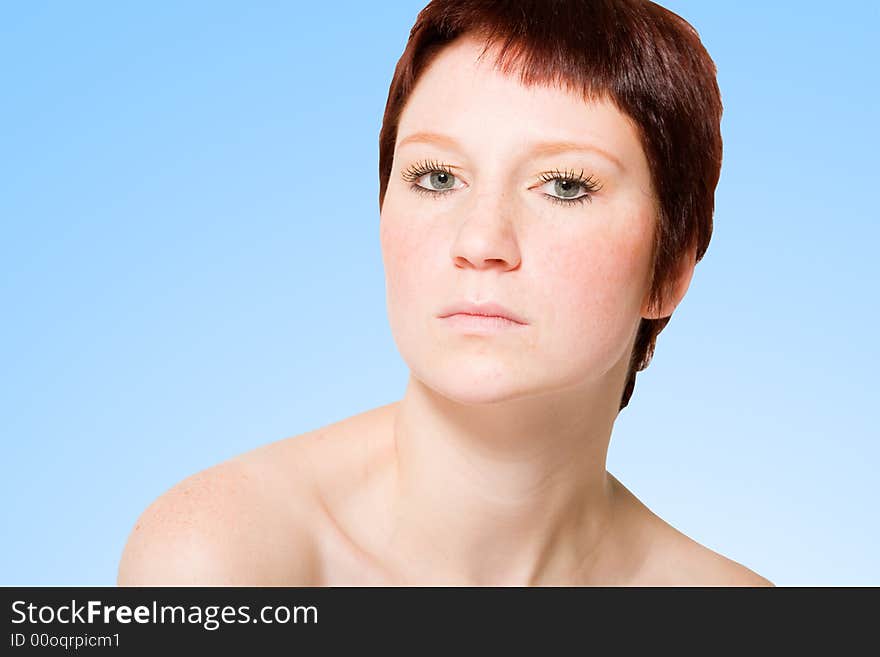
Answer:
[{"left": 386, "top": 365, "right": 627, "bottom": 585}]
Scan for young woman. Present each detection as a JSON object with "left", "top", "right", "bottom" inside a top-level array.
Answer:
[{"left": 118, "top": 0, "right": 773, "bottom": 586}]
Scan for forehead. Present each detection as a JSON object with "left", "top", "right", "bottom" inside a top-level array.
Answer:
[{"left": 396, "top": 36, "right": 646, "bottom": 170}]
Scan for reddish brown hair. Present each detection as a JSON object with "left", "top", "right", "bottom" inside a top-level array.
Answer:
[{"left": 378, "top": 0, "right": 722, "bottom": 412}]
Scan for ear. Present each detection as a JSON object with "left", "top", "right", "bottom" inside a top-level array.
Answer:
[{"left": 641, "top": 242, "right": 697, "bottom": 320}]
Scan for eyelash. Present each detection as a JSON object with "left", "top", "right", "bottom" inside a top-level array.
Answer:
[{"left": 400, "top": 159, "right": 603, "bottom": 206}]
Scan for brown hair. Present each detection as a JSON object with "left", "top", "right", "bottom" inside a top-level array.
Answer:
[{"left": 378, "top": 0, "right": 722, "bottom": 412}]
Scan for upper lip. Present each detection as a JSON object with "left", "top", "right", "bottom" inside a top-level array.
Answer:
[{"left": 437, "top": 301, "right": 527, "bottom": 325}]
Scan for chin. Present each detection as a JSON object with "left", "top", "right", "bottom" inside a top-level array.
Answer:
[
  {"left": 409, "top": 361, "right": 547, "bottom": 406},
  {"left": 431, "top": 385, "right": 532, "bottom": 407}
]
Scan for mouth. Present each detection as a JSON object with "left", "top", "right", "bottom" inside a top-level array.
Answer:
[
  {"left": 436, "top": 301, "right": 528, "bottom": 325},
  {"left": 439, "top": 313, "right": 527, "bottom": 332}
]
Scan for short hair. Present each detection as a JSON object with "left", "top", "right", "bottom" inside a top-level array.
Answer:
[{"left": 378, "top": 0, "right": 722, "bottom": 412}]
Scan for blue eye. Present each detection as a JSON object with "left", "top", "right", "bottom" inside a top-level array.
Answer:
[
  {"left": 401, "top": 160, "right": 461, "bottom": 199},
  {"left": 400, "top": 160, "right": 603, "bottom": 206},
  {"left": 537, "top": 168, "right": 602, "bottom": 206}
]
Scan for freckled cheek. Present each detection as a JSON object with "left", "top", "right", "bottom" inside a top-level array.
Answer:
[
  {"left": 380, "top": 214, "right": 434, "bottom": 305},
  {"left": 537, "top": 232, "right": 649, "bottom": 336}
]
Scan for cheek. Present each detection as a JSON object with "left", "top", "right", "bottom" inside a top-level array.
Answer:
[
  {"left": 379, "top": 199, "right": 443, "bottom": 340},
  {"left": 536, "top": 217, "right": 653, "bottom": 361},
  {"left": 380, "top": 207, "right": 427, "bottom": 299}
]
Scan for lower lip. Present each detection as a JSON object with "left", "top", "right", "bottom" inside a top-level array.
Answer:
[{"left": 440, "top": 313, "right": 526, "bottom": 332}]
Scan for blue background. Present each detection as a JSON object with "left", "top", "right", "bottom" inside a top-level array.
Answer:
[{"left": 2, "top": 1, "right": 877, "bottom": 586}]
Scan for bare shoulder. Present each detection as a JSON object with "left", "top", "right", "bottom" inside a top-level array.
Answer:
[
  {"left": 645, "top": 522, "right": 775, "bottom": 587},
  {"left": 607, "top": 476, "right": 774, "bottom": 587},
  {"left": 117, "top": 403, "right": 397, "bottom": 587},
  {"left": 685, "top": 544, "right": 775, "bottom": 587},
  {"left": 117, "top": 453, "right": 322, "bottom": 586}
]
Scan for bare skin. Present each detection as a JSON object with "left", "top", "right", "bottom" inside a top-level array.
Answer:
[
  {"left": 118, "top": 401, "right": 772, "bottom": 586},
  {"left": 118, "top": 36, "right": 773, "bottom": 587}
]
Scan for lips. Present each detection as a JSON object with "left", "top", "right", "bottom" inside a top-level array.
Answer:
[{"left": 437, "top": 300, "right": 527, "bottom": 325}]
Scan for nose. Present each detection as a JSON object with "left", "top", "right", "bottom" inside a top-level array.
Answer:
[{"left": 449, "top": 191, "right": 522, "bottom": 271}]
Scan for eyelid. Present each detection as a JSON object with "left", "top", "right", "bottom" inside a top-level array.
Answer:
[
  {"left": 400, "top": 159, "right": 462, "bottom": 183},
  {"left": 401, "top": 160, "right": 602, "bottom": 202}
]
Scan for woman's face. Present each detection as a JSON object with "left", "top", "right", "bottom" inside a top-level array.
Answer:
[{"left": 380, "top": 36, "right": 659, "bottom": 404}]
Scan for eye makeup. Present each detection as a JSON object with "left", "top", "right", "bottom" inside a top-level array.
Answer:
[{"left": 401, "top": 160, "right": 603, "bottom": 206}]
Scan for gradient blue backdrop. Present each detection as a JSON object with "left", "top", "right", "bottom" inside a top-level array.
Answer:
[{"left": 2, "top": 1, "right": 877, "bottom": 586}]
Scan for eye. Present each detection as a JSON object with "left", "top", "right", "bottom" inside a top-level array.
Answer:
[
  {"left": 401, "top": 159, "right": 464, "bottom": 197},
  {"left": 399, "top": 161, "right": 603, "bottom": 207},
  {"left": 537, "top": 169, "right": 603, "bottom": 206}
]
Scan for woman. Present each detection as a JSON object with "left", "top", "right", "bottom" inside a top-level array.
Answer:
[{"left": 118, "top": 0, "right": 773, "bottom": 586}]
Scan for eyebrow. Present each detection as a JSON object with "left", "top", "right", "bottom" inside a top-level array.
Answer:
[{"left": 396, "top": 130, "right": 624, "bottom": 171}]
